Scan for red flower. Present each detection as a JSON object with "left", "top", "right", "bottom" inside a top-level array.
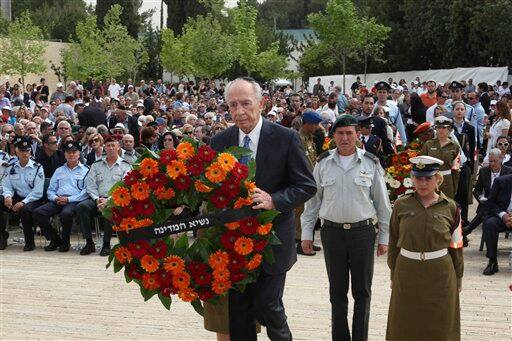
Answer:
[
  {"left": 197, "top": 145, "right": 216, "bottom": 163},
  {"left": 253, "top": 239, "right": 268, "bottom": 253},
  {"left": 124, "top": 170, "right": 142, "bottom": 186},
  {"left": 128, "top": 240, "right": 151, "bottom": 259},
  {"left": 147, "top": 172, "right": 169, "bottom": 190},
  {"left": 230, "top": 271, "right": 246, "bottom": 283},
  {"left": 228, "top": 252, "right": 246, "bottom": 273},
  {"left": 187, "top": 155, "right": 204, "bottom": 176},
  {"left": 160, "top": 149, "right": 178, "bottom": 165},
  {"left": 239, "top": 217, "right": 259, "bottom": 235},
  {"left": 149, "top": 240, "right": 168, "bottom": 259},
  {"left": 220, "top": 179, "right": 241, "bottom": 198},
  {"left": 193, "top": 271, "right": 213, "bottom": 287},
  {"left": 220, "top": 230, "right": 240, "bottom": 250},
  {"left": 155, "top": 269, "right": 173, "bottom": 289},
  {"left": 186, "top": 261, "right": 208, "bottom": 276},
  {"left": 174, "top": 175, "right": 192, "bottom": 190},
  {"left": 161, "top": 287, "right": 172, "bottom": 297},
  {"left": 231, "top": 163, "right": 249, "bottom": 181},
  {"left": 133, "top": 200, "right": 155, "bottom": 216},
  {"left": 112, "top": 207, "right": 125, "bottom": 224},
  {"left": 198, "top": 288, "right": 214, "bottom": 301},
  {"left": 211, "top": 189, "right": 230, "bottom": 209},
  {"left": 127, "top": 263, "right": 142, "bottom": 280}
]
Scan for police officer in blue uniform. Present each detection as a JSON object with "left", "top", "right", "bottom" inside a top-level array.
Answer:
[
  {"left": 374, "top": 81, "right": 408, "bottom": 145},
  {"left": 0, "top": 136, "right": 45, "bottom": 251},
  {"left": 33, "top": 141, "right": 90, "bottom": 252}
]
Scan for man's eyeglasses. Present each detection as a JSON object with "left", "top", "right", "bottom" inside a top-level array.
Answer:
[
  {"left": 184, "top": 131, "right": 193, "bottom": 135},
  {"left": 497, "top": 142, "right": 509, "bottom": 147},
  {"left": 441, "top": 95, "right": 449, "bottom": 99},
  {"left": 47, "top": 141, "right": 58, "bottom": 145}
]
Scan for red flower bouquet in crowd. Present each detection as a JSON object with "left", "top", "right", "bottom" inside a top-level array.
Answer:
[
  {"left": 384, "top": 140, "right": 422, "bottom": 202},
  {"left": 104, "top": 139, "right": 280, "bottom": 315}
]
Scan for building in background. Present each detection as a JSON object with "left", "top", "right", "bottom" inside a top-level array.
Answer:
[{"left": 0, "top": 0, "right": 11, "bottom": 20}]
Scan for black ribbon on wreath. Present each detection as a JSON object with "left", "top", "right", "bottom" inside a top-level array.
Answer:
[{"left": 116, "top": 206, "right": 260, "bottom": 244}]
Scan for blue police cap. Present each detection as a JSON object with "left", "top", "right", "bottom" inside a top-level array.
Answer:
[
  {"left": 13, "top": 136, "right": 32, "bottom": 151},
  {"left": 302, "top": 111, "right": 323, "bottom": 124},
  {"left": 375, "top": 81, "right": 391, "bottom": 91},
  {"left": 63, "top": 141, "right": 81, "bottom": 152}
]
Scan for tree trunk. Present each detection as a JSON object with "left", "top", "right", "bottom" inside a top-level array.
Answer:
[
  {"left": 342, "top": 54, "right": 346, "bottom": 95},
  {"left": 364, "top": 52, "right": 368, "bottom": 83}
]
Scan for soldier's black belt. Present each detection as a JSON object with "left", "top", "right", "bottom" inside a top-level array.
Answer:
[{"left": 324, "top": 219, "right": 374, "bottom": 230}]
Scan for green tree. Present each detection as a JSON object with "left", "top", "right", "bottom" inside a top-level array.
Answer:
[
  {"left": 255, "top": 43, "right": 289, "bottom": 81},
  {"left": 96, "top": 0, "right": 154, "bottom": 38},
  {"left": 357, "top": 16, "right": 390, "bottom": 82},
  {"left": 180, "top": 15, "right": 233, "bottom": 79},
  {"left": 139, "top": 28, "right": 163, "bottom": 81},
  {"left": 0, "top": 12, "right": 47, "bottom": 88},
  {"left": 229, "top": 0, "right": 259, "bottom": 75},
  {"left": 160, "top": 28, "right": 192, "bottom": 79},
  {"left": 163, "top": 0, "right": 207, "bottom": 35}
]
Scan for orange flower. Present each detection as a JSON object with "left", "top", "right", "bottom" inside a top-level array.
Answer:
[
  {"left": 112, "top": 187, "right": 131, "bottom": 207},
  {"left": 212, "top": 280, "right": 231, "bottom": 295},
  {"left": 217, "top": 153, "right": 236, "bottom": 172},
  {"left": 213, "top": 268, "right": 230, "bottom": 281},
  {"left": 176, "top": 142, "right": 195, "bottom": 160},
  {"left": 114, "top": 246, "right": 132, "bottom": 264},
  {"left": 172, "top": 271, "right": 191, "bottom": 290},
  {"left": 178, "top": 287, "right": 198, "bottom": 302},
  {"left": 119, "top": 217, "right": 140, "bottom": 231},
  {"left": 246, "top": 254, "right": 262, "bottom": 270},
  {"left": 233, "top": 197, "right": 253, "bottom": 209},
  {"left": 225, "top": 222, "right": 239, "bottom": 231},
  {"left": 139, "top": 158, "right": 159, "bottom": 178},
  {"left": 208, "top": 250, "right": 229, "bottom": 269},
  {"left": 234, "top": 237, "right": 253, "bottom": 256},
  {"left": 205, "top": 163, "right": 227, "bottom": 183},
  {"left": 131, "top": 182, "right": 150, "bottom": 201},
  {"left": 142, "top": 272, "right": 160, "bottom": 290},
  {"left": 166, "top": 160, "right": 187, "bottom": 180},
  {"left": 257, "top": 223, "right": 272, "bottom": 236},
  {"left": 155, "top": 187, "right": 175, "bottom": 200},
  {"left": 164, "top": 255, "right": 185, "bottom": 273},
  {"left": 138, "top": 218, "right": 154, "bottom": 228},
  {"left": 194, "top": 180, "right": 212, "bottom": 193},
  {"left": 244, "top": 181, "right": 256, "bottom": 193},
  {"left": 141, "top": 254, "right": 159, "bottom": 273}
]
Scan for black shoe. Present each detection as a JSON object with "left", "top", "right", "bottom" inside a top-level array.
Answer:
[
  {"left": 58, "top": 243, "right": 70, "bottom": 252},
  {"left": 44, "top": 238, "right": 61, "bottom": 251},
  {"left": 462, "top": 235, "right": 469, "bottom": 248},
  {"left": 313, "top": 244, "right": 322, "bottom": 251},
  {"left": 80, "top": 242, "right": 96, "bottom": 256},
  {"left": 0, "top": 232, "right": 9, "bottom": 250},
  {"left": 99, "top": 245, "right": 111, "bottom": 257},
  {"left": 297, "top": 244, "right": 316, "bottom": 256},
  {"left": 23, "top": 243, "right": 35, "bottom": 252},
  {"left": 483, "top": 260, "right": 499, "bottom": 276}
]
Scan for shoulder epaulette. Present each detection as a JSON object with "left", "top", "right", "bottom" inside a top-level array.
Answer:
[
  {"left": 363, "top": 151, "right": 379, "bottom": 164},
  {"left": 317, "top": 150, "right": 331, "bottom": 163},
  {"left": 93, "top": 159, "right": 103, "bottom": 164}
]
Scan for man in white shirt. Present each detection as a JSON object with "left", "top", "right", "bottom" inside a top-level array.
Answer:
[{"left": 108, "top": 79, "right": 122, "bottom": 99}]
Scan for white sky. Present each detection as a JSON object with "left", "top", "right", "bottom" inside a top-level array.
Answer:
[{"left": 84, "top": 0, "right": 240, "bottom": 29}]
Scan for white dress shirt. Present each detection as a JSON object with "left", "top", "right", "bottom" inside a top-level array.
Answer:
[{"left": 238, "top": 116, "right": 263, "bottom": 159}]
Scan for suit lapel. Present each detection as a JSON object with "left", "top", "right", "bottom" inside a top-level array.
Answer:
[
  {"left": 256, "top": 120, "right": 273, "bottom": 168},
  {"left": 229, "top": 125, "right": 239, "bottom": 148}
]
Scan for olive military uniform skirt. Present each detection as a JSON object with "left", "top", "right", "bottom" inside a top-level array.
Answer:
[{"left": 386, "top": 254, "right": 460, "bottom": 341}]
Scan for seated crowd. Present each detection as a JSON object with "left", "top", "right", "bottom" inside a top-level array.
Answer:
[{"left": 0, "top": 76, "right": 510, "bottom": 274}]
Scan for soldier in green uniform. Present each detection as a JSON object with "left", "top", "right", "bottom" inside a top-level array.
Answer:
[
  {"left": 295, "top": 111, "right": 323, "bottom": 256},
  {"left": 421, "top": 116, "right": 461, "bottom": 198},
  {"left": 387, "top": 155, "right": 463, "bottom": 341}
]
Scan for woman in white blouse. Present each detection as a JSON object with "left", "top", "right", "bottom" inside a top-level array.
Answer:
[{"left": 486, "top": 100, "right": 510, "bottom": 156}]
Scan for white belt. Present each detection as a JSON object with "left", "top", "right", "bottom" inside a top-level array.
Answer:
[
  {"left": 400, "top": 248, "right": 447, "bottom": 261},
  {"left": 439, "top": 170, "right": 452, "bottom": 176}
]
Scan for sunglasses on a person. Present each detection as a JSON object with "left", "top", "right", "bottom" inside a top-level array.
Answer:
[
  {"left": 497, "top": 142, "right": 509, "bottom": 147},
  {"left": 184, "top": 131, "right": 193, "bottom": 134},
  {"left": 90, "top": 138, "right": 100, "bottom": 143}
]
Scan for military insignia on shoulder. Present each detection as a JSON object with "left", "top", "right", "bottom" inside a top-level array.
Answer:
[{"left": 363, "top": 151, "right": 379, "bottom": 165}]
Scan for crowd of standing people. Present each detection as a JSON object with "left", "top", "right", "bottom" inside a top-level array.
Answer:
[{"left": 0, "top": 74, "right": 511, "bottom": 341}]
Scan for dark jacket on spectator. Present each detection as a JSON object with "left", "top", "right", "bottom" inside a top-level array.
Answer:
[
  {"left": 107, "top": 115, "right": 140, "bottom": 146},
  {"left": 79, "top": 105, "right": 107, "bottom": 128},
  {"left": 35, "top": 148, "right": 65, "bottom": 178}
]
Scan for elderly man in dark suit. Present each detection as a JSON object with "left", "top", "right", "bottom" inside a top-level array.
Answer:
[
  {"left": 210, "top": 77, "right": 317, "bottom": 341},
  {"left": 482, "top": 173, "right": 512, "bottom": 275},
  {"left": 463, "top": 148, "right": 512, "bottom": 246}
]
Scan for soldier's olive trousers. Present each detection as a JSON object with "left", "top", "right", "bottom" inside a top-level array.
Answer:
[
  {"left": 321, "top": 223, "right": 376, "bottom": 341},
  {"left": 76, "top": 199, "right": 112, "bottom": 245}
]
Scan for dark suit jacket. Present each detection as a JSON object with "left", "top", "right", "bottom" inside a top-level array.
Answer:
[
  {"left": 370, "top": 115, "right": 394, "bottom": 155},
  {"left": 480, "top": 92, "right": 491, "bottom": 115},
  {"left": 78, "top": 105, "right": 107, "bottom": 128},
  {"left": 210, "top": 119, "right": 317, "bottom": 275},
  {"left": 453, "top": 121, "right": 476, "bottom": 171},
  {"left": 474, "top": 165, "right": 512, "bottom": 213},
  {"left": 363, "top": 134, "right": 381, "bottom": 156},
  {"left": 107, "top": 115, "right": 140, "bottom": 146},
  {"left": 486, "top": 174, "right": 512, "bottom": 217}
]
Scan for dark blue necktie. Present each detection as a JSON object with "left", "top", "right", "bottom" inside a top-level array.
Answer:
[{"left": 240, "top": 135, "right": 251, "bottom": 165}]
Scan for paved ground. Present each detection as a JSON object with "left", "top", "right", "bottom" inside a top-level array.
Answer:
[{"left": 1, "top": 211, "right": 511, "bottom": 340}]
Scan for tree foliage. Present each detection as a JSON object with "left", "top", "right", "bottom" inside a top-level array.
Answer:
[
  {"left": 160, "top": 29, "right": 191, "bottom": 79},
  {"left": 163, "top": 0, "right": 207, "bottom": 36},
  {"left": 0, "top": 12, "right": 47, "bottom": 87},
  {"left": 95, "top": 0, "right": 154, "bottom": 38}
]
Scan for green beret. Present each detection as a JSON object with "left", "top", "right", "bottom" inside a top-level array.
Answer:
[{"left": 331, "top": 114, "right": 358, "bottom": 132}]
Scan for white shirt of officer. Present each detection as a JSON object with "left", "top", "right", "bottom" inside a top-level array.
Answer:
[
  {"left": 2, "top": 158, "right": 44, "bottom": 203},
  {"left": 301, "top": 147, "right": 391, "bottom": 245},
  {"left": 85, "top": 155, "right": 131, "bottom": 200},
  {"left": 47, "top": 162, "right": 90, "bottom": 203}
]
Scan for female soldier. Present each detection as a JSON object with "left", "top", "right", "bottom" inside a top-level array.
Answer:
[
  {"left": 387, "top": 155, "right": 463, "bottom": 341},
  {"left": 422, "top": 116, "right": 460, "bottom": 198}
]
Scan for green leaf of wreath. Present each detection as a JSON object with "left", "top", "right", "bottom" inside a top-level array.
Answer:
[
  {"left": 158, "top": 292, "right": 172, "bottom": 310},
  {"left": 140, "top": 286, "right": 157, "bottom": 302},
  {"left": 257, "top": 209, "right": 280, "bottom": 224},
  {"left": 113, "top": 259, "right": 123, "bottom": 273},
  {"left": 124, "top": 269, "right": 132, "bottom": 283},
  {"left": 269, "top": 232, "right": 282, "bottom": 246},
  {"left": 190, "top": 299, "right": 204, "bottom": 316}
]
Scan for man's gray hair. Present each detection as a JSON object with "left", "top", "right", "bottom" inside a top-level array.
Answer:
[
  {"left": 225, "top": 77, "right": 262, "bottom": 103},
  {"left": 489, "top": 148, "right": 503, "bottom": 158}
]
